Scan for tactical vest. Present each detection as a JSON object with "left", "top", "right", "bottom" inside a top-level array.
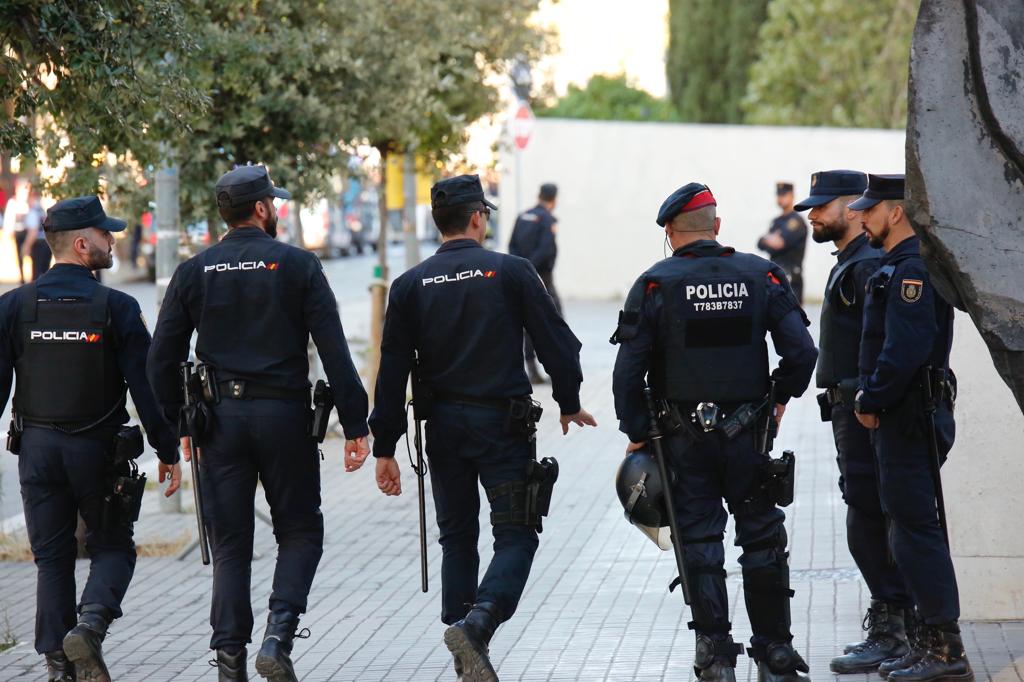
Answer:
[
  {"left": 816, "top": 245, "right": 880, "bottom": 388},
  {"left": 653, "top": 252, "right": 770, "bottom": 403},
  {"left": 13, "top": 284, "right": 125, "bottom": 425}
]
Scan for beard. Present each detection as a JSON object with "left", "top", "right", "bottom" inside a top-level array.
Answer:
[
  {"left": 87, "top": 240, "right": 113, "bottom": 270},
  {"left": 811, "top": 219, "right": 847, "bottom": 244},
  {"left": 265, "top": 213, "right": 278, "bottom": 238},
  {"left": 867, "top": 224, "right": 889, "bottom": 249}
]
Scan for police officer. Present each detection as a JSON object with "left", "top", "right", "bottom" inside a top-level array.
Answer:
[
  {"left": 612, "top": 183, "right": 817, "bottom": 682},
  {"left": 368, "top": 174, "right": 596, "bottom": 681},
  {"left": 146, "top": 166, "right": 371, "bottom": 682},
  {"left": 794, "top": 170, "right": 914, "bottom": 672},
  {"left": 851, "top": 174, "right": 972, "bottom": 682},
  {"left": 757, "top": 182, "right": 809, "bottom": 303},
  {"left": 508, "top": 182, "right": 560, "bottom": 384},
  {"left": 0, "top": 196, "right": 180, "bottom": 682}
]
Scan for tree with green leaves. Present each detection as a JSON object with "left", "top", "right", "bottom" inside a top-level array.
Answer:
[
  {"left": 666, "top": 0, "right": 769, "bottom": 123},
  {"left": 537, "top": 74, "right": 679, "bottom": 122},
  {"left": 743, "top": 0, "right": 917, "bottom": 128},
  {"left": 0, "top": 0, "right": 205, "bottom": 196}
]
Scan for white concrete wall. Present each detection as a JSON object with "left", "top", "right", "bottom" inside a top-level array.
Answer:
[
  {"left": 947, "top": 314, "right": 1024, "bottom": 620},
  {"left": 498, "top": 118, "right": 905, "bottom": 303}
]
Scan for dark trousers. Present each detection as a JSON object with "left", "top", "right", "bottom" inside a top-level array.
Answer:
[
  {"left": 199, "top": 399, "right": 323, "bottom": 650},
  {"left": 831, "top": 404, "right": 911, "bottom": 606},
  {"left": 666, "top": 427, "right": 790, "bottom": 646},
  {"left": 425, "top": 402, "right": 539, "bottom": 626},
  {"left": 14, "top": 230, "right": 27, "bottom": 283},
  {"left": 18, "top": 428, "right": 136, "bottom": 654},
  {"left": 524, "top": 270, "right": 562, "bottom": 361},
  {"left": 874, "top": 404, "right": 958, "bottom": 625}
]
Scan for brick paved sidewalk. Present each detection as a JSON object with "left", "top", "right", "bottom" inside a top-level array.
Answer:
[{"left": 0, "top": 301, "right": 1021, "bottom": 681}]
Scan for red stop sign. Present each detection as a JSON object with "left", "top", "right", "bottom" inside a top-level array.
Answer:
[{"left": 513, "top": 102, "right": 534, "bottom": 150}]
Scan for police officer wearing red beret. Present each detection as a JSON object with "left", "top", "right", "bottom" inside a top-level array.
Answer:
[{"left": 612, "top": 183, "right": 817, "bottom": 682}]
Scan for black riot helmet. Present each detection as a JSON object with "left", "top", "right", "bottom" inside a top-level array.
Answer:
[{"left": 615, "top": 448, "right": 673, "bottom": 550}]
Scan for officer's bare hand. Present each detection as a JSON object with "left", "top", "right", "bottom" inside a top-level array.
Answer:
[
  {"left": 762, "top": 233, "right": 785, "bottom": 250},
  {"left": 773, "top": 403, "right": 786, "bottom": 429},
  {"left": 376, "top": 457, "right": 402, "bottom": 496},
  {"left": 560, "top": 409, "right": 598, "bottom": 435},
  {"left": 159, "top": 461, "right": 182, "bottom": 497},
  {"left": 180, "top": 436, "right": 193, "bottom": 462},
  {"left": 344, "top": 436, "right": 370, "bottom": 472},
  {"left": 855, "top": 412, "right": 880, "bottom": 430},
  {"left": 625, "top": 441, "right": 646, "bottom": 455}
]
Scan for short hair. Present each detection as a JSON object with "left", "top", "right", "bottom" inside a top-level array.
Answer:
[
  {"left": 883, "top": 199, "right": 905, "bottom": 212},
  {"left": 668, "top": 205, "right": 717, "bottom": 233},
  {"left": 43, "top": 227, "right": 82, "bottom": 256},
  {"left": 539, "top": 183, "right": 557, "bottom": 202},
  {"left": 432, "top": 202, "right": 481, "bottom": 237},
  {"left": 217, "top": 195, "right": 265, "bottom": 226}
]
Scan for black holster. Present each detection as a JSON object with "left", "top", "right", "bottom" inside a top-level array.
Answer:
[
  {"left": 486, "top": 398, "right": 557, "bottom": 533},
  {"left": 505, "top": 397, "right": 543, "bottom": 436},
  {"left": 730, "top": 450, "right": 796, "bottom": 517},
  {"left": 101, "top": 459, "right": 146, "bottom": 531},
  {"left": 111, "top": 425, "right": 144, "bottom": 465},
  {"left": 6, "top": 413, "right": 23, "bottom": 455},
  {"left": 311, "top": 380, "right": 333, "bottom": 443},
  {"left": 197, "top": 364, "right": 220, "bottom": 404}
]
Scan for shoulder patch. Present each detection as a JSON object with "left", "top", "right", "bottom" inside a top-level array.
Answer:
[
  {"left": 787, "top": 217, "right": 801, "bottom": 231},
  {"left": 900, "top": 279, "right": 924, "bottom": 303}
]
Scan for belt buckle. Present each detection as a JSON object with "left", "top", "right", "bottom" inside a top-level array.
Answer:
[
  {"left": 692, "top": 402, "right": 721, "bottom": 432},
  {"left": 230, "top": 380, "right": 245, "bottom": 399}
]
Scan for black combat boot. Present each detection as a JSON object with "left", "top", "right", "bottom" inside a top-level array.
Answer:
[
  {"left": 831, "top": 600, "right": 910, "bottom": 673},
  {"left": 255, "top": 610, "right": 307, "bottom": 682},
  {"left": 750, "top": 642, "right": 811, "bottom": 682},
  {"left": 887, "top": 625, "right": 974, "bottom": 682},
  {"left": 693, "top": 633, "right": 743, "bottom": 682},
  {"left": 62, "top": 604, "right": 112, "bottom": 682},
  {"left": 879, "top": 609, "right": 924, "bottom": 678},
  {"left": 443, "top": 602, "right": 500, "bottom": 682},
  {"left": 44, "top": 650, "right": 75, "bottom": 681},
  {"left": 212, "top": 647, "right": 249, "bottom": 681}
]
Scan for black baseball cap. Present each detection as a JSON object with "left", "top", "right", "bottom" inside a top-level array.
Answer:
[
  {"left": 848, "top": 174, "right": 905, "bottom": 211},
  {"left": 430, "top": 174, "right": 498, "bottom": 210},
  {"left": 794, "top": 170, "right": 868, "bottom": 211},
  {"left": 43, "top": 196, "right": 127, "bottom": 233},
  {"left": 215, "top": 165, "right": 291, "bottom": 208}
]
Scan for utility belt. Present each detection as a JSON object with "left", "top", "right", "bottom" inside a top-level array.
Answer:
[
  {"left": 427, "top": 389, "right": 558, "bottom": 532},
  {"left": 6, "top": 412, "right": 146, "bottom": 530},
  {"left": 180, "top": 364, "right": 319, "bottom": 444},
  {"left": 816, "top": 379, "right": 859, "bottom": 421},
  {"left": 660, "top": 398, "right": 766, "bottom": 441}
]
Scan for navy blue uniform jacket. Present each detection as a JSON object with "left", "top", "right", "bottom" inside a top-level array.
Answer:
[
  {"left": 369, "top": 238, "right": 583, "bottom": 458},
  {"left": 508, "top": 205, "right": 557, "bottom": 274},
  {"left": 146, "top": 226, "right": 369, "bottom": 438},
  {"left": 0, "top": 264, "right": 179, "bottom": 463},
  {"left": 858, "top": 235, "right": 953, "bottom": 412}
]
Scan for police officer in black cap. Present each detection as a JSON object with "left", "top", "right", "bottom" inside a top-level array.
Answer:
[
  {"left": 851, "top": 174, "right": 972, "bottom": 682},
  {"left": 369, "top": 174, "right": 596, "bottom": 681},
  {"left": 146, "top": 165, "right": 370, "bottom": 681},
  {"left": 757, "top": 182, "right": 809, "bottom": 303},
  {"left": 795, "top": 170, "right": 916, "bottom": 673},
  {"left": 612, "top": 183, "right": 817, "bottom": 682},
  {"left": 0, "top": 196, "right": 180, "bottom": 681},
  {"left": 509, "top": 182, "right": 560, "bottom": 383}
]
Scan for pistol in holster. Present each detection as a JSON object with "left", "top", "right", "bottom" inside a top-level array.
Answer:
[
  {"left": 7, "top": 412, "right": 23, "bottom": 455},
  {"left": 311, "top": 380, "right": 333, "bottom": 443},
  {"left": 101, "top": 428, "right": 147, "bottom": 532},
  {"left": 730, "top": 449, "right": 796, "bottom": 518}
]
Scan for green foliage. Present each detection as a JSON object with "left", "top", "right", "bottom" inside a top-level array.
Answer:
[
  {"left": 667, "top": 0, "right": 769, "bottom": 123},
  {"left": 743, "top": 0, "right": 917, "bottom": 129},
  {"left": 537, "top": 74, "right": 679, "bottom": 122},
  {"left": 0, "top": 0, "right": 206, "bottom": 197}
]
